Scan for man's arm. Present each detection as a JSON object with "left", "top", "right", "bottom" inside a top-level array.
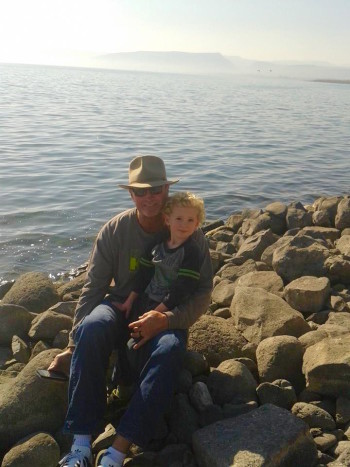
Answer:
[{"left": 68, "top": 223, "right": 115, "bottom": 346}]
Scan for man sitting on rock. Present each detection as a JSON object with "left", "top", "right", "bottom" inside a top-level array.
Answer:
[{"left": 49, "top": 155, "right": 213, "bottom": 467}]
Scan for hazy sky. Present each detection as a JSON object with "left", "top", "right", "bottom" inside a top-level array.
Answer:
[{"left": 1, "top": 0, "right": 349, "bottom": 66}]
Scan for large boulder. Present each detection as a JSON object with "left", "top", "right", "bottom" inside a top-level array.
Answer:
[
  {"left": 235, "top": 271, "right": 284, "bottom": 296},
  {"left": 2, "top": 272, "right": 59, "bottom": 313},
  {"left": 303, "top": 336, "right": 350, "bottom": 398},
  {"left": 188, "top": 315, "right": 249, "bottom": 367},
  {"left": 335, "top": 197, "right": 350, "bottom": 230},
  {"left": 234, "top": 229, "right": 277, "bottom": 263},
  {"left": 192, "top": 404, "right": 318, "bottom": 467},
  {"left": 272, "top": 235, "right": 330, "bottom": 283},
  {"left": 0, "top": 349, "right": 68, "bottom": 452},
  {"left": 1, "top": 432, "right": 60, "bottom": 467},
  {"left": 230, "top": 287, "right": 310, "bottom": 345},
  {"left": 207, "top": 359, "right": 257, "bottom": 405},
  {"left": 284, "top": 276, "right": 331, "bottom": 313},
  {"left": 28, "top": 310, "right": 73, "bottom": 341},
  {"left": 256, "top": 336, "right": 305, "bottom": 393},
  {"left": 325, "top": 255, "right": 350, "bottom": 284},
  {"left": 0, "top": 305, "right": 33, "bottom": 346}
]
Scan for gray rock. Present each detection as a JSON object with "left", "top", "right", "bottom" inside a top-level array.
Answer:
[
  {"left": 207, "top": 359, "right": 257, "bottom": 405},
  {"left": 284, "top": 276, "right": 331, "bottom": 313},
  {"left": 336, "top": 447, "right": 350, "bottom": 466},
  {"left": 335, "top": 197, "right": 350, "bottom": 230},
  {"left": 48, "top": 301, "right": 77, "bottom": 318},
  {"left": 30, "top": 340, "right": 51, "bottom": 359},
  {"left": 256, "top": 336, "right": 305, "bottom": 393},
  {"left": 312, "top": 210, "right": 332, "bottom": 227},
  {"left": 303, "top": 336, "right": 350, "bottom": 398},
  {"left": 336, "top": 235, "right": 350, "bottom": 257},
  {"left": 222, "top": 400, "right": 258, "bottom": 418},
  {"left": 2, "top": 272, "right": 59, "bottom": 313},
  {"left": 235, "top": 271, "right": 284, "bottom": 296},
  {"left": 28, "top": 310, "right": 73, "bottom": 340},
  {"left": 286, "top": 206, "right": 313, "bottom": 230},
  {"left": 261, "top": 235, "right": 292, "bottom": 267},
  {"left": 0, "top": 304, "right": 33, "bottom": 345},
  {"left": 212, "top": 307, "right": 231, "bottom": 318},
  {"left": 1, "top": 432, "right": 60, "bottom": 467},
  {"left": 52, "top": 329, "right": 70, "bottom": 349},
  {"left": 257, "top": 379, "right": 297, "bottom": 410},
  {"left": 235, "top": 229, "right": 278, "bottom": 263},
  {"left": 219, "top": 259, "right": 260, "bottom": 281},
  {"left": 225, "top": 214, "right": 244, "bottom": 232},
  {"left": 0, "top": 281, "right": 15, "bottom": 300},
  {"left": 272, "top": 235, "right": 330, "bottom": 283},
  {"left": 298, "top": 329, "right": 329, "bottom": 350},
  {"left": 168, "top": 393, "right": 198, "bottom": 444},
  {"left": 11, "top": 335, "right": 30, "bottom": 364},
  {"left": 56, "top": 273, "right": 87, "bottom": 301},
  {"left": 265, "top": 201, "right": 287, "bottom": 218},
  {"left": 211, "top": 279, "right": 236, "bottom": 307},
  {"left": 189, "top": 382, "right": 213, "bottom": 412},
  {"left": 302, "top": 226, "right": 340, "bottom": 244},
  {"left": 183, "top": 351, "right": 209, "bottom": 377},
  {"left": 313, "top": 196, "right": 342, "bottom": 226},
  {"left": 188, "top": 315, "right": 248, "bottom": 367},
  {"left": 336, "top": 396, "right": 350, "bottom": 425},
  {"left": 192, "top": 404, "right": 318, "bottom": 467},
  {"left": 325, "top": 256, "right": 350, "bottom": 284},
  {"left": 230, "top": 286, "right": 310, "bottom": 345},
  {"left": 232, "top": 357, "right": 259, "bottom": 382},
  {"left": 0, "top": 349, "right": 68, "bottom": 452},
  {"left": 176, "top": 368, "right": 193, "bottom": 393},
  {"left": 155, "top": 444, "right": 191, "bottom": 467},
  {"left": 313, "top": 432, "right": 338, "bottom": 452},
  {"left": 291, "top": 402, "right": 336, "bottom": 430},
  {"left": 198, "top": 404, "right": 223, "bottom": 428}
]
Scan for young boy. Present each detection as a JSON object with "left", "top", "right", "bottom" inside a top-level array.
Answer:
[{"left": 118, "top": 191, "right": 205, "bottom": 343}]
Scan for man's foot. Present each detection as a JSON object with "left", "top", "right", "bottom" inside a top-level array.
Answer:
[
  {"left": 95, "top": 449, "right": 123, "bottom": 467},
  {"left": 58, "top": 445, "right": 92, "bottom": 467}
]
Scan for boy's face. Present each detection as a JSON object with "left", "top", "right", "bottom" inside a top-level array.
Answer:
[{"left": 165, "top": 206, "right": 199, "bottom": 241}]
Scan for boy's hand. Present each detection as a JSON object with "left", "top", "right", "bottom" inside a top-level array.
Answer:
[
  {"left": 113, "top": 300, "right": 132, "bottom": 318},
  {"left": 48, "top": 347, "right": 73, "bottom": 376},
  {"left": 129, "top": 310, "right": 168, "bottom": 349}
]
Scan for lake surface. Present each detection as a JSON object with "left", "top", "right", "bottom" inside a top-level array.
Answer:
[{"left": 1, "top": 63, "right": 349, "bottom": 282}]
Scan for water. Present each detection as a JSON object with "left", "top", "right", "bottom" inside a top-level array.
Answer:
[{"left": 1, "top": 63, "right": 349, "bottom": 282}]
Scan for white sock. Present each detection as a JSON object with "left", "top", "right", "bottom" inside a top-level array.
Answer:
[
  {"left": 106, "top": 446, "right": 126, "bottom": 466},
  {"left": 72, "top": 434, "right": 92, "bottom": 449}
]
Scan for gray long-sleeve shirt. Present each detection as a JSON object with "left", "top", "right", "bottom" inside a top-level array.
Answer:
[{"left": 68, "top": 208, "right": 213, "bottom": 346}]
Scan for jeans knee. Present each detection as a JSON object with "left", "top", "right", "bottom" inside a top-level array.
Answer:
[
  {"left": 156, "top": 332, "right": 185, "bottom": 360},
  {"left": 76, "top": 315, "right": 109, "bottom": 345}
]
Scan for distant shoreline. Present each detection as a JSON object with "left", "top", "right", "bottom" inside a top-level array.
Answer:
[{"left": 312, "top": 79, "right": 350, "bottom": 84}]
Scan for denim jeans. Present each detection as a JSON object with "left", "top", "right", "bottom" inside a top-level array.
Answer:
[{"left": 63, "top": 301, "right": 187, "bottom": 448}]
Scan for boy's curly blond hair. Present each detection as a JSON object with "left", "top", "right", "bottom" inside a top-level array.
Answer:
[{"left": 163, "top": 192, "right": 205, "bottom": 226}]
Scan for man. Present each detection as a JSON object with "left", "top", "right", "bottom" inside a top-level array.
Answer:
[{"left": 50, "top": 155, "right": 213, "bottom": 467}]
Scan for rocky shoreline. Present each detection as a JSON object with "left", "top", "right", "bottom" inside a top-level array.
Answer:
[{"left": 1, "top": 194, "right": 350, "bottom": 466}]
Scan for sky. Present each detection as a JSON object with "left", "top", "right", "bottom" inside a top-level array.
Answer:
[{"left": 0, "top": 0, "right": 349, "bottom": 67}]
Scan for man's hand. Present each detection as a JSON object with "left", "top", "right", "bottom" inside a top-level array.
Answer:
[
  {"left": 48, "top": 347, "right": 73, "bottom": 376},
  {"left": 129, "top": 310, "right": 168, "bottom": 349}
]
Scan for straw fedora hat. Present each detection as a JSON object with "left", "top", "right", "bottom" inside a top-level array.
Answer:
[{"left": 119, "top": 155, "right": 179, "bottom": 189}]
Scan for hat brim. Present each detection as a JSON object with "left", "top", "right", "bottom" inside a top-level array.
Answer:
[{"left": 119, "top": 179, "right": 179, "bottom": 189}]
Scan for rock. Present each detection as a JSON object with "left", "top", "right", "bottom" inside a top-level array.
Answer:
[
  {"left": 291, "top": 402, "right": 336, "bottom": 430},
  {"left": 222, "top": 401, "right": 258, "bottom": 418},
  {"left": 0, "top": 304, "right": 33, "bottom": 345},
  {"left": 313, "top": 432, "right": 337, "bottom": 452},
  {"left": 225, "top": 214, "right": 243, "bottom": 232},
  {"left": 284, "top": 276, "right": 331, "bottom": 313},
  {"left": 56, "top": 273, "right": 87, "bottom": 300},
  {"left": 1, "top": 432, "right": 60, "bottom": 467},
  {"left": 219, "top": 259, "right": 260, "bottom": 281},
  {"left": 0, "top": 281, "right": 15, "bottom": 300},
  {"left": 232, "top": 357, "right": 259, "bottom": 382},
  {"left": 329, "top": 294, "right": 350, "bottom": 312},
  {"left": 0, "top": 349, "right": 68, "bottom": 452},
  {"left": 235, "top": 271, "right": 284, "bottom": 296},
  {"left": 198, "top": 404, "right": 223, "bottom": 427},
  {"left": 230, "top": 286, "right": 310, "bottom": 345},
  {"left": 312, "top": 210, "right": 332, "bottom": 227},
  {"left": 272, "top": 235, "right": 330, "bottom": 283},
  {"left": 261, "top": 236, "right": 292, "bottom": 267},
  {"left": 235, "top": 229, "right": 277, "bottom": 263},
  {"left": 192, "top": 404, "right": 318, "bottom": 467},
  {"left": 298, "top": 329, "right": 329, "bottom": 350},
  {"left": 52, "top": 330, "right": 70, "bottom": 349},
  {"left": 211, "top": 230, "right": 234, "bottom": 243},
  {"left": 206, "top": 359, "right": 257, "bottom": 405},
  {"left": 336, "top": 235, "right": 350, "bottom": 257},
  {"left": 11, "top": 336, "right": 30, "bottom": 364},
  {"left": 303, "top": 336, "right": 350, "bottom": 398},
  {"left": 189, "top": 382, "right": 213, "bottom": 412},
  {"left": 2, "top": 272, "right": 59, "bottom": 313},
  {"left": 31, "top": 340, "right": 51, "bottom": 359},
  {"left": 325, "top": 255, "right": 350, "bottom": 284},
  {"left": 155, "top": 444, "right": 192, "bottom": 467},
  {"left": 48, "top": 301, "right": 77, "bottom": 318},
  {"left": 336, "top": 396, "right": 350, "bottom": 425},
  {"left": 265, "top": 202, "right": 287, "bottom": 218},
  {"left": 256, "top": 336, "right": 305, "bottom": 393},
  {"left": 313, "top": 196, "right": 342, "bottom": 226},
  {"left": 335, "top": 447, "right": 350, "bottom": 466},
  {"left": 183, "top": 351, "right": 209, "bottom": 377},
  {"left": 176, "top": 368, "right": 193, "bottom": 393},
  {"left": 28, "top": 310, "right": 73, "bottom": 340},
  {"left": 256, "top": 379, "right": 297, "bottom": 410},
  {"left": 302, "top": 227, "right": 340, "bottom": 244},
  {"left": 188, "top": 315, "right": 248, "bottom": 367},
  {"left": 168, "top": 393, "right": 198, "bottom": 445},
  {"left": 211, "top": 280, "right": 236, "bottom": 307},
  {"left": 335, "top": 197, "right": 350, "bottom": 230},
  {"left": 212, "top": 307, "right": 230, "bottom": 318},
  {"left": 286, "top": 205, "right": 313, "bottom": 230}
]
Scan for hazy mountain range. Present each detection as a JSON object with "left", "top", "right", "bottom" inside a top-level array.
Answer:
[{"left": 95, "top": 51, "right": 350, "bottom": 81}]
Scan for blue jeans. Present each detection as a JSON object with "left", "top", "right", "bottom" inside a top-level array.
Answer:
[{"left": 63, "top": 302, "right": 187, "bottom": 448}]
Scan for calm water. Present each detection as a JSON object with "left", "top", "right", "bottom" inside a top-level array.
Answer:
[{"left": 1, "top": 63, "right": 349, "bottom": 282}]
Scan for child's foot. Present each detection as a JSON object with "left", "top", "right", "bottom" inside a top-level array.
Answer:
[
  {"left": 58, "top": 445, "right": 92, "bottom": 466},
  {"left": 95, "top": 448, "right": 125, "bottom": 467}
]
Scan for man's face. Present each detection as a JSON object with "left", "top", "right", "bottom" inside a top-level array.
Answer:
[{"left": 130, "top": 184, "right": 169, "bottom": 219}]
